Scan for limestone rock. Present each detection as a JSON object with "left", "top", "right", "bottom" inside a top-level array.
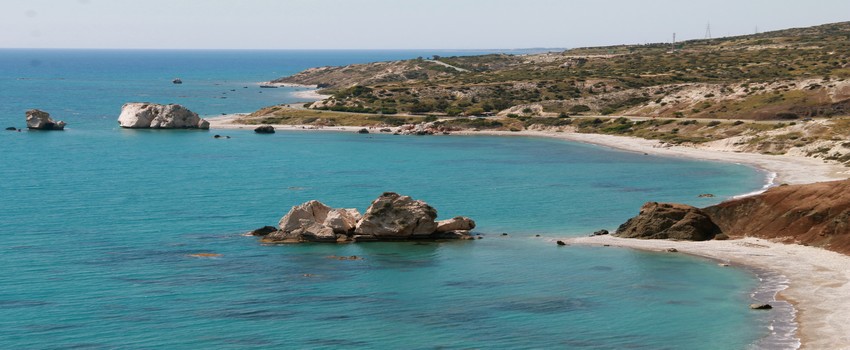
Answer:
[
  {"left": 293, "top": 222, "right": 336, "bottom": 242},
  {"left": 26, "top": 109, "right": 66, "bottom": 130},
  {"left": 278, "top": 200, "right": 332, "bottom": 233},
  {"left": 324, "top": 208, "right": 362, "bottom": 234},
  {"left": 436, "top": 216, "right": 476, "bottom": 233},
  {"left": 118, "top": 103, "right": 209, "bottom": 129},
  {"left": 615, "top": 202, "right": 721, "bottom": 241},
  {"left": 355, "top": 192, "right": 438, "bottom": 238},
  {"left": 269, "top": 200, "right": 361, "bottom": 242}
]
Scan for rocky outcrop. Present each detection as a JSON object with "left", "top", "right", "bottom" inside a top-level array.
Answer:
[
  {"left": 26, "top": 109, "right": 66, "bottom": 130},
  {"left": 117, "top": 103, "right": 209, "bottom": 129},
  {"left": 261, "top": 193, "right": 474, "bottom": 243},
  {"left": 355, "top": 192, "right": 438, "bottom": 238},
  {"left": 615, "top": 202, "right": 720, "bottom": 241},
  {"left": 703, "top": 179, "right": 850, "bottom": 254},
  {"left": 613, "top": 179, "right": 850, "bottom": 254}
]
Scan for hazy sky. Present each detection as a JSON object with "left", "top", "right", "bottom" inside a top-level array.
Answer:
[{"left": 2, "top": 0, "right": 849, "bottom": 49}]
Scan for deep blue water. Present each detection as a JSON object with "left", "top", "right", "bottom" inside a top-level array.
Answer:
[{"left": 0, "top": 50, "right": 776, "bottom": 349}]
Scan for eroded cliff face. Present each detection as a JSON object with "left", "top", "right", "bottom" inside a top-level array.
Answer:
[{"left": 704, "top": 179, "right": 850, "bottom": 254}]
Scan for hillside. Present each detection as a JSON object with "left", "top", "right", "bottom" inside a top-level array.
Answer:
[{"left": 272, "top": 21, "right": 850, "bottom": 120}]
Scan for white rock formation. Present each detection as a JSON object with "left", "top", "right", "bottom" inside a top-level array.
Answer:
[
  {"left": 118, "top": 103, "right": 209, "bottom": 129},
  {"left": 26, "top": 109, "right": 66, "bottom": 130}
]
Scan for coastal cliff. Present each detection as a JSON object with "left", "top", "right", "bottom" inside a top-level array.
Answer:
[
  {"left": 704, "top": 179, "right": 850, "bottom": 254},
  {"left": 616, "top": 179, "right": 850, "bottom": 255}
]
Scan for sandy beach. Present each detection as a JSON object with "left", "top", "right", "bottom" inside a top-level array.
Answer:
[{"left": 208, "top": 117, "right": 850, "bottom": 348}]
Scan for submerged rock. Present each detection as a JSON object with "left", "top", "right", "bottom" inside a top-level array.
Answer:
[
  {"left": 26, "top": 109, "right": 66, "bottom": 130},
  {"left": 118, "top": 102, "right": 209, "bottom": 129},
  {"left": 615, "top": 202, "right": 720, "bottom": 241}
]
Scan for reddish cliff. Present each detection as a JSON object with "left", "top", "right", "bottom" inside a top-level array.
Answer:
[{"left": 704, "top": 179, "right": 850, "bottom": 255}]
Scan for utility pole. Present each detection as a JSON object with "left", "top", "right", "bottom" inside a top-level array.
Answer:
[{"left": 671, "top": 32, "right": 676, "bottom": 52}]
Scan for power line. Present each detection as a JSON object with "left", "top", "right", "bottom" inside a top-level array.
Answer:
[{"left": 705, "top": 22, "right": 712, "bottom": 39}]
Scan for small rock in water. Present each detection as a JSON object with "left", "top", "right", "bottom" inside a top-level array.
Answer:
[
  {"left": 698, "top": 193, "right": 716, "bottom": 198},
  {"left": 666, "top": 248, "right": 678, "bottom": 253},
  {"left": 5, "top": 126, "right": 16, "bottom": 131},
  {"left": 750, "top": 303, "right": 772, "bottom": 310},
  {"left": 254, "top": 125, "right": 275, "bottom": 134},
  {"left": 592, "top": 229, "right": 609, "bottom": 236},
  {"left": 556, "top": 240, "right": 566, "bottom": 246},
  {"left": 248, "top": 226, "right": 277, "bottom": 236},
  {"left": 535, "top": 234, "right": 541, "bottom": 237},
  {"left": 501, "top": 233, "right": 508, "bottom": 236},
  {"left": 213, "top": 134, "right": 222, "bottom": 138},
  {"left": 26, "top": 109, "right": 66, "bottom": 130},
  {"left": 357, "top": 128, "right": 369, "bottom": 134}
]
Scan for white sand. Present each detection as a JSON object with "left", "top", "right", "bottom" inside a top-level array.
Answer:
[
  {"left": 563, "top": 235, "right": 850, "bottom": 349},
  {"left": 291, "top": 89, "right": 331, "bottom": 101},
  {"left": 207, "top": 119, "right": 850, "bottom": 348}
]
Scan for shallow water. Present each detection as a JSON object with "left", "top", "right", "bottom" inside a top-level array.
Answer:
[{"left": 0, "top": 50, "right": 780, "bottom": 348}]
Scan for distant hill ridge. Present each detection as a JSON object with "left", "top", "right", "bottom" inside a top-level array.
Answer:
[{"left": 273, "top": 21, "right": 850, "bottom": 120}]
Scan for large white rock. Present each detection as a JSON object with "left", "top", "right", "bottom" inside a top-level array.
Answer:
[
  {"left": 118, "top": 103, "right": 209, "bottom": 129},
  {"left": 354, "top": 192, "right": 438, "bottom": 237},
  {"left": 26, "top": 109, "right": 66, "bottom": 130}
]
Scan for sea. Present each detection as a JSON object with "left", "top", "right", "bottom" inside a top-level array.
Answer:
[{"left": 0, "top": 49, "right": 788, "bottom": 349}]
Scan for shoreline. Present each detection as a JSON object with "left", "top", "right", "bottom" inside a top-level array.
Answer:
[
  {"left": 562, "top": 235, "right": 850, "bottom": 349},
  {"left": 207, "top": 116, "right": 850, "bottom": 348},
  {"left": 207, "top": 117, "right": 849, "bottom": 186}
]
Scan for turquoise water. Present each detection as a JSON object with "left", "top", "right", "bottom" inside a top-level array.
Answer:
[{"left": 1, "top": 50, "right": 775, "bottom": 348}]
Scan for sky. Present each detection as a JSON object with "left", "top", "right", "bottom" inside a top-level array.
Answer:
[{"left": 2, "top": 0, "right": 849, "bottom": 50}]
